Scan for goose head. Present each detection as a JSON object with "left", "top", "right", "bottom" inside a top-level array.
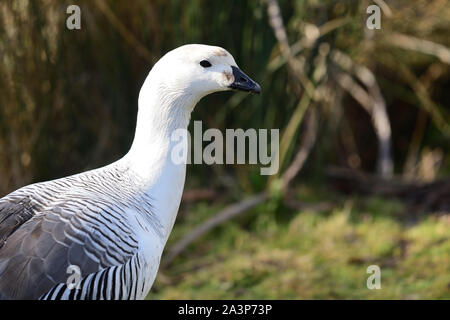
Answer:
[{"left": 145, "top": 44, "right": 261, "bottom": 104}]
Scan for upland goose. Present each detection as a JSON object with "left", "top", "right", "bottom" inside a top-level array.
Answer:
[{"left": 0, "top": 44, "right": 260, "bottom": 299}]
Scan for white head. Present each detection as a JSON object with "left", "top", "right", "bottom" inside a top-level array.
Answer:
[
  {"left": 141, "top": 44, "right": 261, "bottom": 107},
  {"left": 126, "top": 44, "right": 260, "bottom": 190},
  {"left": 131, "top": 44, "right": 261, "bottom": 160}
]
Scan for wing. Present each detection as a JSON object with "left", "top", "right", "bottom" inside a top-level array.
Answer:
[
  {"left": 0, "top": 192, "right": 37, "bottom": 249},
  {"left": 39, "top": 252, "right": 150, "bottom": 300},
  {"left": 0, "top": 174, "right": 143, "bottom": 300}
]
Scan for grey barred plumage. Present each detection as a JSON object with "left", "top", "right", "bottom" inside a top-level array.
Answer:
[{"left": 0, "top": 164, "right": 161, "bottom": 299}]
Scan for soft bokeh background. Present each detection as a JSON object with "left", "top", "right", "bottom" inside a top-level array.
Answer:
[{"left": 0, "top": 0, "right": 449, "bottom": 299}]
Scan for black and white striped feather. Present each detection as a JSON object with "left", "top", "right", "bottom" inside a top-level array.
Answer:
[{"left": 0, "top": 164, "right": 163, "bottom": 300}]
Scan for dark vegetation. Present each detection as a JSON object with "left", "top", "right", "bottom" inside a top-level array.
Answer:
[{"left": 0, "top": 0, "right": 448, "bottom": 299}]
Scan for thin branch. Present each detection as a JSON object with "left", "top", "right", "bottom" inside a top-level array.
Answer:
[
  {"left": 266, "top": 0, "right": 290, "bottom": 56},
  {"left": 373, "top": 0, "right": 392, "bottom": 17},
  {"left": 392, "top": 59, "right": 450, "bottom": 135},
  {"left": 331, "top": 50, "right": 393, "bottom": 177},
  {"left": 266, "top": 0, "right": 315, "bottom": 98},
  {"left": 387, "top": 33, "right": 450, "bottom": 65},
  {"left": 161, "top": 192, "right": 268, "bottom": 268},
  {"left": 333, "top": 71, "right": 372, "bottom": 110},
  {"left": 280, "top": 108, "right": 318, "bottom": 189},
  {"left": 403, "top": 63, "right": 445, "bottom": 178}
]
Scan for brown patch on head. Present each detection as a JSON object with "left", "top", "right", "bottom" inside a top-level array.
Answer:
[
  {"left": 213, "top": 49, "right": 228, "bottom": 57},
  {"left": 223, "top": 71, "right": 234, "bottom": 83}
]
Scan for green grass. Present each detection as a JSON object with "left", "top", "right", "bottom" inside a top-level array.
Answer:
[{"left": 147, "top": 187, "right": 450, "bottom": 300}]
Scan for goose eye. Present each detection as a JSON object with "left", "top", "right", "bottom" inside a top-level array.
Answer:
[{"left": 200, "top": 60, "right": 212, "bottom": 68}]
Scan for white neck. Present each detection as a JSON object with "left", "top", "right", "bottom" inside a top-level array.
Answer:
[{"left": 121, "top": 74, "right": 199, "bottom": 238}]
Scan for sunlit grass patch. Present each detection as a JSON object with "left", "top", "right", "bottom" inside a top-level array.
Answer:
[{"left": 148, "top": 190, "right": 450, "bottom": 299}]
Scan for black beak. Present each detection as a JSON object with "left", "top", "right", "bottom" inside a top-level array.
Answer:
[{"left": 228, "top": 66, "right": 261, "bottom": 94}]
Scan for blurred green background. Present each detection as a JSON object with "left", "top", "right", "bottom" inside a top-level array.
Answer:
[{"left": 0, "top": 0, "right": 449, "bottom": 299}]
